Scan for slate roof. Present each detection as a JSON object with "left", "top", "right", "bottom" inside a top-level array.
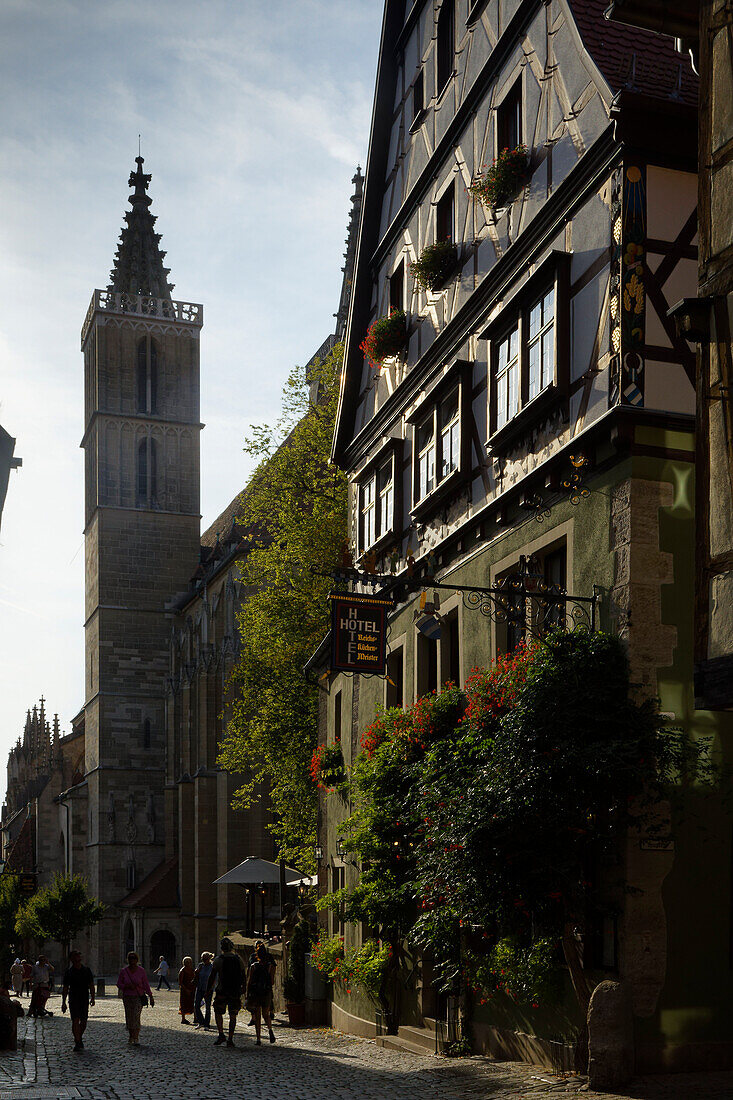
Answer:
[
  {"left": 568, "top": 0, "right": 698, "bottom": 106},
  {"left": 118, "top": 857, "right": 179, "bottom": 909}
]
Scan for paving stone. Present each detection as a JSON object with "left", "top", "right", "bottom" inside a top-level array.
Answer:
[{"left": 1, "top": 991, "right": 732, "bottom": 1099}]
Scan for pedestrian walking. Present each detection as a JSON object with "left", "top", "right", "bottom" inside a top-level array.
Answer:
[
  {"left": 193, "top": 952, "right": 213, "bottom": 1029},
  {"left": 154, "top": 955, "right": 171, "bottom": 990},
  {"left": 207, "top": 937, "right": 246, "bottom": 1048},
  {"left": 116, "top": 951, "right": 154, "bottom": 1047},
  {"left": 28, "top": 956, "right": 53, "bottom": 1018},
  {"left": 246, "top": 943, "right": 276, "bottom": 1045},
  {"left": 10, "top": 959, "right": 23, "bottom": 998},
  {"left": 61, "top": 950, "right": 95, "bottom": 1051},
  {"left": 178, "top": 956, "right": 196, "bottom": 1024},
  {"left": 21, "top": 960, "right": 31, "bottom": 997}
]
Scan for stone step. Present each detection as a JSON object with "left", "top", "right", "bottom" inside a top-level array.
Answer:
[
  {"left": 375, "top": 1034, "right": 436, "bottom": 1058},
  {"left": 398, "top": 1024, "right": 440, "bottom": 1052}
]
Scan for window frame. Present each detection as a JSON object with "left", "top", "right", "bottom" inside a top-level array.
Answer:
[
  {"left": 436, "top": 0, "right": 455, "bottom": 99},
  {"left": 484, "top": 252, "right": 570, "bottom": 454},
  {"left": 436, "top": 181, "right": 454, "bottom": 244},
  {"left": 496, "top": 77, "right": 523, "bottom": 156},
  {"left": 410, "top": 68, "right": 426, "bottom": 131},
  {"left": 355, "top": 439, "right": 404, "bottom": 558},
  {"left": 408, "top": 359, "right": 472, "bottom": 520}
]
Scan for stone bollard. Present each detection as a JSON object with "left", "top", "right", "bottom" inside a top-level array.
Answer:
[
  {"left": 587, "top": 980, "right": 634, "bottom": 1091},
  {"left": 96, "top": 978, "right": 105, "bottom": 998}
]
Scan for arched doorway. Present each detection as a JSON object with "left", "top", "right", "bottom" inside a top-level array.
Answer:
[
  {"left": 123, "top": 919, "right": 135, "bottom": 959},
  {"left": 150, "top": 929, "right": 176, "bottom": 970}
]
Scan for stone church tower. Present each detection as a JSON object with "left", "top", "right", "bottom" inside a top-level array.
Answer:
[{"left": 80, "top": 157, "right": 202, "bottom": 973}]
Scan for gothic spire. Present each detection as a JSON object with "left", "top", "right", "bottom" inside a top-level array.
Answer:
[{"left": 108, "top": 156, "right": 175, "bottom": 300}]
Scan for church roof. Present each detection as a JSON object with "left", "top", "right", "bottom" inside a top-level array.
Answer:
[
  {"left": 108, "top": 157, "right": 175, "bottom": 299},
  {"left": 118, "top": 857, "right": 179, "bottom": 909}
]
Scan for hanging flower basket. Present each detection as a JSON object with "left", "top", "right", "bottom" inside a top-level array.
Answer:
[
  {"left": 469, "top": 145, "right": 529, "bottom": 209},
  {"left": 359, "top": 309, "right": 407, "bottom": 368},
  {"left": 410, "top": 240, "right": 458, "bottom": 292},
  {"left": 310, "top": 743, "right": 347, "bottom": 792}
]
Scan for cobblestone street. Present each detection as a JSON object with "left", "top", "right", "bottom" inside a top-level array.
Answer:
[{"left": 0, "top": 991, "right": 732, "bottom": 1100}]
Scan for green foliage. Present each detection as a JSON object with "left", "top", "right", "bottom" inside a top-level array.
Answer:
[
  {"left": 466, "top": 937, "right": 561, "bottom": 1008},
  {"left": 285, "top": 916, "right": 312, "bottom": 1003},
  {"left": 311, "top": 935, "right": 390, "bottom": 1005},
  {"left": 217, "top": 345, "right": 347, "bottom": 871},
  {"left": 0, "top": 876, "right": 24, "bottom": 972},
  {"left": 14, "top": 874, "right": 105, "bottom": 954},
  {"left": 410, "top": 241, "right": 458, "bottom": 292},
  {"left": 469, "top": 145, "right": 529, "bottom": 208},
  {"left": 324, "top": 631, "right": 715, "bottom": 1026},
  {"left": 310, "top": 934, "right": 344, "bottom": 981}
]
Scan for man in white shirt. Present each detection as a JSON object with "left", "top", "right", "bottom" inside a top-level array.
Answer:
[
  {"left": 29, "top": 956, "right": 53, "bottom": 1017},
  {"left": 154, "top": 956, "right": 171, "bottom": 990}
]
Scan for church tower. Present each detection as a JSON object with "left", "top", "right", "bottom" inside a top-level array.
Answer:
[{"left": 81, "top": 158, "right": 202, "bottom": 972}]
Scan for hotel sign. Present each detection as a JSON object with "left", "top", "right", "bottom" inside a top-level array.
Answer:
[{"left": 330, "top": 592, "right": 392, "bottom": 674}]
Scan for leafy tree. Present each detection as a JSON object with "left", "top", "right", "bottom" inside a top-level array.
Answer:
[
  {"left": 14, "top": 874, "right": 105, "bottom": 959},
  {"left": 0, "top": 876, "right": 24, "bottom": 974},
  {"left": 218, "top": 344, "right": 347, "bottom": 871}
]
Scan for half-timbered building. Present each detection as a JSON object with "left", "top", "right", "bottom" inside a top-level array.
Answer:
[{"left": 316, "top": 0, "right": 733, "bottom": 1073}]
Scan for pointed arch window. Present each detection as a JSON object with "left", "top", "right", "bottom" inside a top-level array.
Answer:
[
  {"left": 136, "top": 437, "right": 158, "bottom": 508},
  {"left": 136, "top": 336, "right": 158, "bottom": 414}
]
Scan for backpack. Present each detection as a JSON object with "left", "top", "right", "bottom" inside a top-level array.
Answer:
[{"left": 248, "top": 960, "right": 269, "bottom": 997}]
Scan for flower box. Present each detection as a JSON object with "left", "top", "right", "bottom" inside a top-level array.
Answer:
[
  {"left": 359, "top": 309, "right": 407, "bottom": 368},
  {"left": 410, "top": 240, "right": 458, "bottom": 292},
  {"left": 469, "top": 145, "right": 529, "bottom": 210}
]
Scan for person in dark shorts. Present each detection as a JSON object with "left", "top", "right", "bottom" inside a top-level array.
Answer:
[
  {"left": 246, "top": 943, "right": 276, "bottom": 1045},
  {"left": 207, "top": 937, "right": 246, "bottom": 1048},
  {"left": 61, "top": 950, "right": 95, "bottom": 1051}
]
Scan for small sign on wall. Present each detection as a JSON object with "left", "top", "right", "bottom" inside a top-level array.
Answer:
[{"left": 329, "top": 592, "right": 392, "bottom": 675}]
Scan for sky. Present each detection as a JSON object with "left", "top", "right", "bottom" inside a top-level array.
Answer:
[{"left": 0, "top": 0, "right": 383, "bottom": 799}]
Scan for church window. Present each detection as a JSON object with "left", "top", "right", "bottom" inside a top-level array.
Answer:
[
  {"left": 143, "top": 718, "right": 151, "bottom": 749},
  {"left": 136, "top": 437, "right": 158, "bottom": 508},
  {"left": 126, "top": 862, "right": 137, "bottom": 891},
  {"left": 136, "top": 336, "right": 158, "bottom": 414}
]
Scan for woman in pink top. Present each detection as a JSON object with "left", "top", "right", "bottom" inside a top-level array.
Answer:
[{"left": 116, "top": 951, "right": 154, "bottom": 1046}]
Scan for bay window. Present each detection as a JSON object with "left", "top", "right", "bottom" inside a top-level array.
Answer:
[
  {"left": 485, "top": 252, "right": 569, "bottom": 449},
  {"left": 410, "top": 359, "right": 471, "bottom": 516},
  {"left": 356, "top": 440, "right": 403, "bottom": 556}
]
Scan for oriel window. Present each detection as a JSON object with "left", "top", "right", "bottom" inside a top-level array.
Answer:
[
  {"left": 377, "top": 459, "right": 394, "bottom": 539},
  {"left": 440, "top": 390, "right": 460, "bottom": 480},
  {"left": 528, "top": 289, "right": 555, "bottom": 401},
  {"left": 361, "top": 473, "right": 376, "bottom": 550},
  {"left": 417, "top": 416, "right": 436, "bottom": 500},
  {"left": 496, "top": 326, "right": 520, "bottom": 430}
]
